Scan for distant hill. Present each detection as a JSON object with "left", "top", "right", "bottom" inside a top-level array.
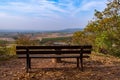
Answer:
[
  {"left": 48, "top": 28, "right": 83, "bottom": 33},
  {"left": 54, "top": 28, "right": 83, "bottom": 33},
  {"left": 0, "top": 28, "right": 83, "bottom": 33}
]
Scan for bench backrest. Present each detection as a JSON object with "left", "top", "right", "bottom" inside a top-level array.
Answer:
[{"left": 16, "top": 45, "right": 92, "bottom": 58}]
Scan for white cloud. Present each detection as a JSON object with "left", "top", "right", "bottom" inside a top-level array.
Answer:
[
  {"left": 0, "top": 0, "right": 106, "bottom": 17},
  {"left": 71, "top": 0, "right": 107, "bottom": 16},
  {"left": 0, "top": 12, "right": 84, "bottom": 30},
  {"left": 0, "top": 12, "right": 7, "bottom": 17},
  {"left": 0, "top": 0, "right": 107, "bottom": 30},
  {"left": 81, "top": 1, "right": 106, "bottom": 11}
]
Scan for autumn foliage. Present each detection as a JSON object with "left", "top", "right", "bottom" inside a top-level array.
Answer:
[{"left": 73, "top": 0, "right": 120, "bottom": 57}]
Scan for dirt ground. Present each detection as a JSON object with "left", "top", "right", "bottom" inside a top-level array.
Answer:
[{"left": 0, "top": 53, "right": 120, "bottom": 80}]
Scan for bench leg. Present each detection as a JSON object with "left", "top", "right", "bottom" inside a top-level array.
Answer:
[
  {"left": 26, "top": 57, "right": 31, "bottom": 73},
  {"left": 80, "top": 57, "right": 83, "bottom": 71},
  {"left": 77, "top": 58, "right": 79, "bottom": 68},
  {"left": 28, "top": 58, "right": 31, "bottom": 69},
  {"left": 26, "top": 58, "right": 29, "bottom": 73}
]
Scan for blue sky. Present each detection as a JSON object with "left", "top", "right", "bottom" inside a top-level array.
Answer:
[{"left": 0, "top": 0, "right": 107, "bottom": 31}]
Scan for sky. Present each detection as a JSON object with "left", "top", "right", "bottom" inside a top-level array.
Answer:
[{"left": 0, "top": 0, "right": 107, "bottom": 31}]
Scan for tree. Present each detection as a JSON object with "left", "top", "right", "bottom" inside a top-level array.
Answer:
[
  {"left": 84, "top": 0, "right": 120, "bottom": 56},
  {"left": 72, "top": 0, "right": 120, "bottom": 56},
  {"left": 72, "top": 30, "right": 94, "bottom": 45},
  {"left": 72, "top": 31, "right": 85, "bottom": 45},
  {"left": 0, "top": 40, "right": 7, "bottom": 47},
  {"left": 16, "top": 34, "right": 39, "bottom": 46}
]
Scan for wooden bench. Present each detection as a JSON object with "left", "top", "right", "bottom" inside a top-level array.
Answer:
[{"left": 16, "top": 45, "right": 92, "bottom": 72}]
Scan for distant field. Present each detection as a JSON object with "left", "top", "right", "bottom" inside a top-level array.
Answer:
[{"left": 40, "top": 37, "right": 72, "bottom": 45}]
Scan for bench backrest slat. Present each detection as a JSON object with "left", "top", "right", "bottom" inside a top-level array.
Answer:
[
  {"left": 17, "top": 50, "right": 82, "bottom": 54},
  {"left": 17, "top": 50, "right": 92, "bottom": 54},
  {"left": 16, "top": 45, "right": 92, "bottom": 49}
]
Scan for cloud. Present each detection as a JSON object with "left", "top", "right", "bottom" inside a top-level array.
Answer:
[
  {"left": 0, "top": 0, "right": 107, "bottom": 30},
  {"left": 81, "top": 1, "right": 106, "bottom": 11},
  {"left": 0, "top": 12, "right": 84, "bottom": 30},
  {"left": 0, "top": 0, "right": 106, "bottom": 17},
  {"left": 71, "top": 0, "right": 107, "bottom": 16}
]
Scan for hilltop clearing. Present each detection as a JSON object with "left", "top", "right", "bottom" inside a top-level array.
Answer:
[{"left": 0, "top": 53, "right": 120, "bottom": 80}]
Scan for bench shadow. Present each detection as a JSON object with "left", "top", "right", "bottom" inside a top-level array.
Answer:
[
  {"left": 61, "top": 59, "right": 104, "bottom": 65},
  {"left": 27, "top": 62, "right": 120, "bottom": 80},
  {"left": 29, "top": 60, "right": 104, "bottom": 73},
  {"left": 30, "top": 59, "right": 105, "bottom": 72},
  {"left": 29, "top": 67, "right": 79, "bottom": 73},
  {"left": 60, "top": 60, "right": 77, "bottom": 64}
]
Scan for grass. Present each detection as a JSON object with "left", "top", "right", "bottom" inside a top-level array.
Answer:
[{"left": 40, "top": 37, "right": 72, "bottom": 45}]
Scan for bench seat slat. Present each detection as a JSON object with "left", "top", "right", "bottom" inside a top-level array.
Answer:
[{"left": 17, "top": 55, "right": 89, "bottom": 58}]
